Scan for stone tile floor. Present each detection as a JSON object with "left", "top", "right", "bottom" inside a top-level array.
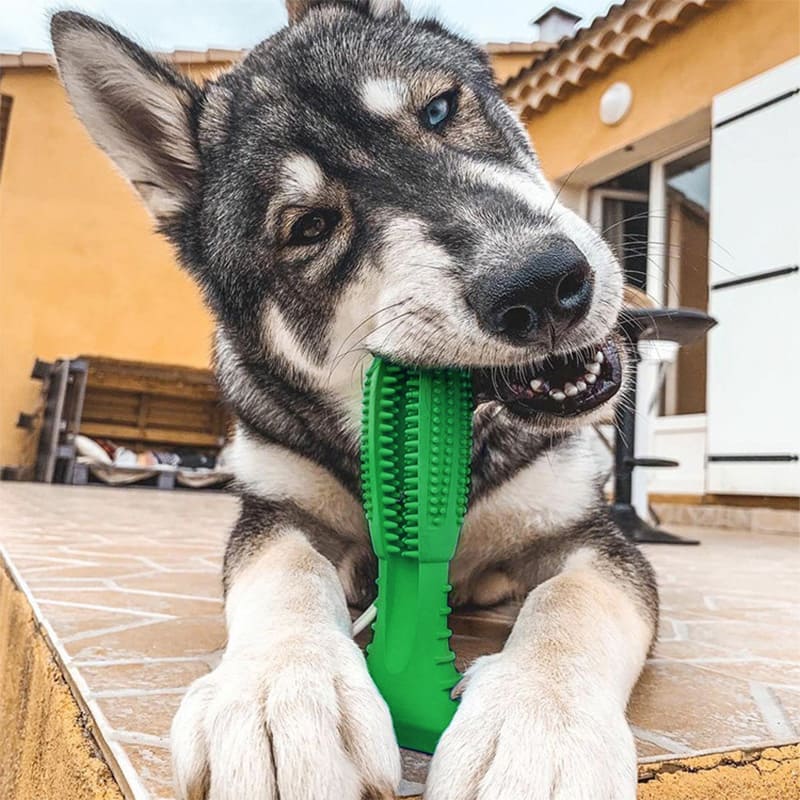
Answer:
[{"left": 1, "top": 483, "right": 798, "bottom": 798}]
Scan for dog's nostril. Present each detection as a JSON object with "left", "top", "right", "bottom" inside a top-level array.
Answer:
[
  {"left": 556, "top": 266, "right": 590, "bottom": 310},
  {"left": 498, "top": 305, "right": 536, "bottom": 337}
]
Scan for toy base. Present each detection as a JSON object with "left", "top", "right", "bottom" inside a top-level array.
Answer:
[{"left": 396, "top": 719, "right": 444, "bottom": 756}]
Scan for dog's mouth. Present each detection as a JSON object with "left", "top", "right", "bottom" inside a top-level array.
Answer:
[{"left": 472, "top": 337, "right": 623, "bottom": 418}]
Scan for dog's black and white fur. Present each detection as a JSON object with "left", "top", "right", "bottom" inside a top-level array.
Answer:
[{"left": 51, "top": 2, "right": 658, "bottom": 797}]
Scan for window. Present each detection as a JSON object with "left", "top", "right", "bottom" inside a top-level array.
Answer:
[
  {"left": 662, "top": 147, "right": 711, "bottom": 415},
  {"left": 590, "top": 164, "right": 651, "bottom": 292},
  {"left": 589, "top": 146, "right": 711, "bottom": 416}
]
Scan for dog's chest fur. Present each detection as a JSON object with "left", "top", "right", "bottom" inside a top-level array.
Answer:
[{"left": 231, "top": 404, "right": 603, "bottom": 608}]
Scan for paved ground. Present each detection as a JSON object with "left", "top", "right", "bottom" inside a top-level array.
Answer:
[{"left": 1, "top": 483, "right": 798, "bottom": 798}]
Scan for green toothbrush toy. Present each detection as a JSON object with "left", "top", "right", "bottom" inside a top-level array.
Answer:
[{"left": 361, "top": 356, "right": 473, "bottom": 754}]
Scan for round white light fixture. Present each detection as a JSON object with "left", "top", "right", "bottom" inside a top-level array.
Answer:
[{"left": 600, "top": 82, "right": 633, "bottom": 126}]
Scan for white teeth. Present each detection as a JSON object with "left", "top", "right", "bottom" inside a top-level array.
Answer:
[
  {"left": 564, "top": 382, "right": 579, "bottom": 397},
  {"left": 549, "top": 389, "right": 566, "bottom": 402},
  {"left": 585, "top": 362, "right": 601, "bottom": 375},
  {"left": 576, "top": 380, "right": 587, "bottom": 392},
  {"left": 596, "top": 350, "right": 605, "bottom": 364},
  {"left": 585, "top": 373, "right": 597, "bottom": 384},
  {"left": 530, "top": 378, "right": 545, "bottom": 392}
]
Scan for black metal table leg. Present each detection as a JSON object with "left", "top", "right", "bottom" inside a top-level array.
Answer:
[{"left": 610, "top": 502, "right": 700, "bottom": 545}]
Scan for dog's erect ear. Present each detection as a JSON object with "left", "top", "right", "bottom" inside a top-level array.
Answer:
[
  {"left": 50, "top": 11, "right": 201, "bottom": 224},
  {"left": 286, "top": 0, "right": 408, "bottom": 24}
]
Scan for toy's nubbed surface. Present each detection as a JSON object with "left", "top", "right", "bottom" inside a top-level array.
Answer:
[{"left": 361, "top": 357, "right": 472, "bottom": 753}]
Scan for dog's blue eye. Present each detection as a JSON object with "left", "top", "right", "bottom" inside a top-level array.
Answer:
[{"left": 422, "top": 91, "right": 457, "bottom": 130}]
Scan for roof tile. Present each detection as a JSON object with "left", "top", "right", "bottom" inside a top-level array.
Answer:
[{"left": 504, "top": 0, "right": 725, "bottom": 116}]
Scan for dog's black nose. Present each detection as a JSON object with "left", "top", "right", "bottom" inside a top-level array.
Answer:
[{"left": 474, "top": 238, "right": 593, "bottom": 343}]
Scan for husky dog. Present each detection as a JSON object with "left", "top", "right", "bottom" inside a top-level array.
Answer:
[{"left": 51, "top": 2, "right": 658, "bottom": 798}]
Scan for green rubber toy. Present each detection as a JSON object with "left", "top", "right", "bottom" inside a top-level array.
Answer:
[{"left": 361, "top": 356, "right": 473, "bottom": 754}]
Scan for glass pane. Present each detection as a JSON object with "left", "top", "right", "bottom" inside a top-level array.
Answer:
[
  {"left": 602, "top": 198, "right": 650, "bottom": 291},
  {"left": 662, "top": 146, "right": 711, "bottom": 415},
  {"left": 594, "top": 164, "right": 651, "bottom": 293}
]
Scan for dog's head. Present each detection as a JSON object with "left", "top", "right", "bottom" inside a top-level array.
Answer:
[{"left": 51, "top": 0, "right": 625, "bottom": 433}]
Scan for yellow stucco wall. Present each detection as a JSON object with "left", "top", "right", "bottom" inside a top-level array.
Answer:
[
  {"left": 0, "top": 64, "right": 222, "bottom": 466},
  {"left": 524, "top": 0, "right": 800, "bottom": 180}
]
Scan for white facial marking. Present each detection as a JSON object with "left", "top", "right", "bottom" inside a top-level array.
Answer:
[
  {"left": 263, "top": 277, "right": 383, "bottom": 427},
  {"left": 460, "top": 159, "right": 555, "bottom": 215},
  {"left": 281, "top": 153, "right": 325, "bottom": 201},
  {"left": 361, "top": 77, "right": 407, "bottom": 117},
  {"left": 367, "top": 216, "right": 479, "bottom": 362},
  {"left": 325, "top": 276, "right": 383, "bottom": 426},
  {"left": 264, "top": 304, "right": 323, "bottom": 375}
]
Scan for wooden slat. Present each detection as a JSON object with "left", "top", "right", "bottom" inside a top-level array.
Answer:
[
  {"left": 83, "top": 372, "right": 220, "bottom": 401},
  {"left": 82, "top": 356, "right": 220, "bottom": 401},
  {"left": 79, "top": 422, "right": 223, "bottom": 448}
]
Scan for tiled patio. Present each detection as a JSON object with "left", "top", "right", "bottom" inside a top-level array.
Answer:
[{"left": 0, "top": 482, "right": 798, "bottom": 798}]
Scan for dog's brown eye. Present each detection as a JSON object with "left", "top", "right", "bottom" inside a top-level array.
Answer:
[{"left": 287, "top": 209, "right": 340, "bottom": 246}]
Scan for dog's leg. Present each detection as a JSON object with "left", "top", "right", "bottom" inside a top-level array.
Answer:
[
  {"left": 426, "top": 529, "right": 657, "bottom": 800},
  {"left": 171, "top": 512, "right": 401, "bottom": 800}
]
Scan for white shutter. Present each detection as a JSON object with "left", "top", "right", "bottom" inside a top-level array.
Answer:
[{"left": 707, "top": 58, "right": 800, "bottom": 496}]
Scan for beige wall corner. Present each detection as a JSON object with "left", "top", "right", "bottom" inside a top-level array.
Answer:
[{"left": 0, "top": 560, "right": 125, "bottom": 800}]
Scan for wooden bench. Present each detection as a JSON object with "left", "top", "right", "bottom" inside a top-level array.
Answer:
[{"left": 8, "top": 355, "right": 232, "bottom": 488}]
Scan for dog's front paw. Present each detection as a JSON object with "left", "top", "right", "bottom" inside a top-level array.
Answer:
[
  {"left": 425, "top": 654, "right": 637, "bottom": 800},
  {"left": 171, "top": 631, "right": 401, "bottom": 800}
]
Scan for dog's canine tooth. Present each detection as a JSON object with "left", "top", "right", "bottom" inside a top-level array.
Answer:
[
  {"left": 596, "top": 350, "right": 605, "bottom": 364},
  {"left": 530, "top": 378, "right": 545, "bottom": 392}
]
